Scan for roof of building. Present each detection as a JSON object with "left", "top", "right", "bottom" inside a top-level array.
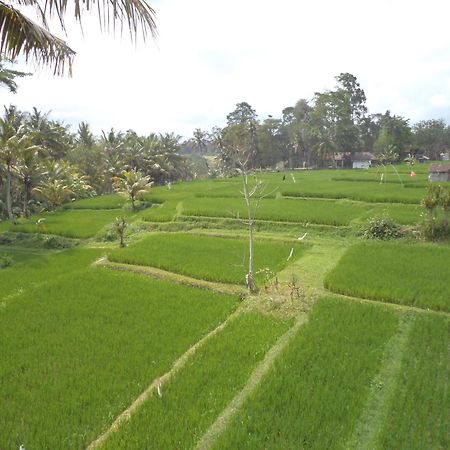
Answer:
[
  {"left": 351, "top": 152, "right": 376, "bottom": 161},
  {"left": 429, "top": 164, "right": 450, "bottom": 173}
]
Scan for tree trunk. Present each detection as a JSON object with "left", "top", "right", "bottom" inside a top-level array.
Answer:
[
  {"left": 23, "top": 180, "right": 29, "bottom": 218},
  {"left": 6, "top": 170, "right": 13, "bottom": 221},
  {"left": 243, "top": 173, "right": 255, "bottom": 293}
]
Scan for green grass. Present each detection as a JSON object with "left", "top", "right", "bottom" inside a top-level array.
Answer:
[
  {"left": 108, "top": 232, "right": 302, "bottom": 285},
  {"left": 0, "top": 268, "right": 238, "bottom": 450},
  {"left": 0, "top": 245, "right": 45, "bottom": 265},
  {"left": 64, "top": 194, "right": 126, "bottom": 209},
  {"left": 212, "top": 298, "right": 398, "bottom": 449},
  {"left": 183, "top": 197, "right": 370, "bottom": 226},
  {"left": 100, "top": 312, "right": 291, "bottom": 449},
  {"left": 361, "top": 203, "right": 422, "bottom": 225},
  {"left": 0, "top": 247, "right": 102, "bottom": 301},
  {"left": 138, "top": 200, "right": 179, "bottom": 222},
  {"left": 325, "top": 241, "right": 450, "bottom": 311},
  {"left": 11, "top": 209, "right": 135, "bottom": 239},
  {"left": 376, "top": 314, "right": 450, "bottom": 449},
  {"left": 169, "top": 170, "right": 428, "bottom": 204},
  {"left": 282, "top": 179, "right": 426, "bottom": 204}
]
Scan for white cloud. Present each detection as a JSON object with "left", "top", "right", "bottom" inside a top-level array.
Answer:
[{"left": 2, "top": 0, "right": 450, "bottom": 137}]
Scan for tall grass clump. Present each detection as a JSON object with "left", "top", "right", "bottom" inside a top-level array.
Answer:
[
  {"left": 212, "top": 298, "right": 398, "bottom": 449},
  {"left": 108, "top": 233, "right": 302, "bottom": 285},
  {"left": 421, "top": 184, "right": 450, "bottom": 239},
  {"left": 325, "top": 242, "right": 450, "bottom": 311},
  {"left": 100, "top": 312, "right": 291, "bottom": 449},
  {"left": 0, "top": 268, "right": 237, "bottom": 449},
  {"left": 376, "top": 314, "right": 450, "bottom": 450}
]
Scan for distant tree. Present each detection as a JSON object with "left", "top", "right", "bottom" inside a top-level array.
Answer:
[
  {"left": 114, "top": 168, "right": 152, "bottom": 210},
  {"left": 114, "top": 216, "right": 128, "bottom": 247},
  {"left": 413, "top": 119, "right": 449, "bottom": 160},
  {"left": 191, "top": 128, "right": 208, "bottom": 155},
  {"left": 76, "top": 122, "right": 96, "bottom": 149},
  {"left": 308, "top": 73, "right": 367, "bottom": 165},
  {"left": 0, "top": 57, "right": 29, "bottom": 93},
  {"left": 0, "top": 105, "right": 25, "bottom": 219},
  {"left": 14, "top": 141, "right": 42, "bottom": 217},
  {"left": 257, "top": 117, "right": 283, "bottom": 167},
  {"left": 223, "top": 102, "right": 259, "bottom": 169},
  {"left": 32, "top": 179, "right": 73, "bottom": 210},
  {"left": 373, "top": 111, "right": 412, "bottom": 158}
]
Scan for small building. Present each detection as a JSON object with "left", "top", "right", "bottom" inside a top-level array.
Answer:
[
  {"left": 351, "top": 152, "right": 376, "bottom": 169},
  {"left": 440, "top": 152, "right": 450, "bottom": 161},
  {"left": 417, "top": 155, "right": 430, "bottom": 163},
  {"left": 429, "top": 164, "right": 450, "bottom": 182}
]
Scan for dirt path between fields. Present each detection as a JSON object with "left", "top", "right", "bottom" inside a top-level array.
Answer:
[
  {"left": 94, "top": 257, "right": 246, "bottom": 296},
  {"left": 85, "top": 307, "right": 244, "bottom": 450},
  {"left": 345, "top": 312, "right": 415, "bottom": 449},
  {"left": 194, "top": 312, "right": 308, "bottom": 450}
]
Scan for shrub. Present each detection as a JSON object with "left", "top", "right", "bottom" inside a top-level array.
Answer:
[
  {"left": 0, "top": 254, "right": 13, "bottom": 269},
  {"left": 361, "top": 214, "right": 400, "bottom": 240}
]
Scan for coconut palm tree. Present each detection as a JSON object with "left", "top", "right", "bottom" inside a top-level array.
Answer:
[
  {"left": 13, "top": 140, "right": 42, "bottom": 217},
  {"left": 32, "top": 178, "right": 73, "bottom": 210},
  {"left": 0, "top": 57, "right": 29, "bottom": 92},
  {"left": 0, "top": 0, "right": 157, "bottom": 75},
  {"left": 113, "top": 168, "right": 152, "bottom": 210},
  {"left": 0, "top": 106, "right": 25, "bottom": 220}
]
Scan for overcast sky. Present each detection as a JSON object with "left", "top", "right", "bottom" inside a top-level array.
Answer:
[{"left": 2, "top": 0, "right": 450, "bottom": 139}]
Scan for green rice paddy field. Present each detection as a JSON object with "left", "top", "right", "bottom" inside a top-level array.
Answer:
[
  {"left": 325, "top": 241, "right": 450, "bottom": 312},
  {"left": 0, "top": 166, "right": 448, "bottom": 449},
  {"left": 108, "top": 232, "right": 302, "bottom": 285},
  {"left": 0, "top": 252, "right": 238, "bottom": 449}
]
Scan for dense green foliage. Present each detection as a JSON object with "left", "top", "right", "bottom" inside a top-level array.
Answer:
[
  {"left": 100, "top": 312, "right": 291, "bottom": 449},
  {"left": 212, "top": 298, "right": 398, "bottom": 449},
  {"left": 360, "top": 214, "right": 400, "bottom": 239},
  {"left": 325, "top": 242, "right": 450, "bottom": 311},
  {"left": 377, "top": 314, "right": 450, "bottom": 449},
  {"left": 0, "top": 266, "right": 237, "bottom": 449},
  {"left": 109, "top": 233, "right": 301, "bottom": 285}
]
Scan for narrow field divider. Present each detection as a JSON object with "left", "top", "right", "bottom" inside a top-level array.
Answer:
[
  {"left": 95, "top": 257, "right": 246, "bottom": 296},
  {"left": 86, "top": 308, "right": 244, "bottom": 450},
  {"left": 195, "top": 313, "right": 309, "bottom": 450},
  {"left": 345, "top": 312, "right": 415, "bottom": 449}
]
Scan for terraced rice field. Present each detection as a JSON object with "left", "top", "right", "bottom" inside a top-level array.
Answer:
[
  {"left": 99, "top": 312, "right": 291, "bottom": 449},
  {"left": 108, "top": 232, "right": 302, "bottom": 285},
  {"left": 0, "top": 265, "right": 238, "bottom": 449},
  {"left": 10, "top": 209, "right": 135, "bottom": 238},
  {"left": 211, "top": 298, "right": 399, "bottom": 449},
  {"left": 324, "top": 241, "right": 450, "bottom": 311},
  {"left": 1, "top": 165, "right": 448, "bottom": 450},
  {"left": 64, "top": 194, "right": 126, "bottom": 209},
  {"left": 375, "top": 314, "right": 450, "bottom": 450}
]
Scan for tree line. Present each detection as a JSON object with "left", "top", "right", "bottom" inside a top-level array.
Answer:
[
  {"left": 190, "top": 73, "right": 450, "bottom": 174},
  {"left": 2, "top": 72, "right": 450, "bottom": 220},
  {"left": 0, "top": 105, "right": 192, "bottom": 220}
]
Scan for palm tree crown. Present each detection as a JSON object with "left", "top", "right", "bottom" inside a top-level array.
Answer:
[{"left": 0, "top": 0, "right": 157, "bottom": 75}]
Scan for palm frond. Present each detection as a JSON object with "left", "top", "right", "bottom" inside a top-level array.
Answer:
[
  {"left": 0, "top": 0, "right": 157, "bottom": 75},
  {"left": 0, "top": 2, "right": 75, "bottom": 75},
  {"left": 43, "top": 0, "right": 157, "bottom": 40}
]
